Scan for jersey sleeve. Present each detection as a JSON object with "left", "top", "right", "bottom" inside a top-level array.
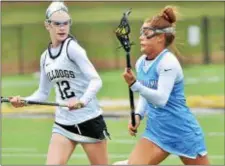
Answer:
[
  {"left": 130, "top": 53, "right": 182, "bottom": 107},
  {"left": 24, "top": 51, "right": 52, "bottom": 101},
  {"left": 135, "top": 95, "right": 148, "bottom": 120},
  {"left": 67, "top": 40, "right": 102, "bottom": 106}
]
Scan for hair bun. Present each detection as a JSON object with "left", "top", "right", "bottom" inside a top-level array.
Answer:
[{"left": 161, "top": 6, "right": 177, "bottom": 24}]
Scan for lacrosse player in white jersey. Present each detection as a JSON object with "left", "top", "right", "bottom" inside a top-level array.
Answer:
[{"left": 9, "top": 1, "right": 110, "bottom": 165}]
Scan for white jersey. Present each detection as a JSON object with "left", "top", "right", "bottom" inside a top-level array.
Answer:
[{"left": 25, "top": 37, "right": 102, "bottom": 125}]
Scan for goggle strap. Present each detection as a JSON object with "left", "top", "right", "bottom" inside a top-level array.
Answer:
[
  {"left": 155, "top": 27, "right": 175, "bottom": 34},
  {"left": 141, "top": 27, "right": 175, "bottom": 34}
]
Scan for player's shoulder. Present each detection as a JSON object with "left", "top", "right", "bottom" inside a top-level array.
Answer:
[
  {"left": 135, "top": 54, "right": 146, "bottom": 70},
  {"left": 66, "top": 36, "right": 87, "bottom": 62},
  {"left": 156, "top": 50, "right": 183, "bottom": 75},
  {"left": 161, "top": 50, "right": 181, "bottom": 67},
  {"left": 66, "top": 37, "right": 86, "bottom": 54},
  {"left": 40, "top": 49, "right": 48, "bottom": 60},
  {"left": 137, "top": 54, "right": 146, "bottom": 61},
  {"left": 38, "top": 49, "right": 48, "bottom": 67}
]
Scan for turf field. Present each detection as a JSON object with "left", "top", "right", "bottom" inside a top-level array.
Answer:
[
  {"left": 2, "top": 113, "right": 224, "bottom": 165},
  {"left": 1, "top": 65, "right": 224, "bottom": 164},
  {"left": 2, "top": 65, "right": 224, "bottom": 100}
]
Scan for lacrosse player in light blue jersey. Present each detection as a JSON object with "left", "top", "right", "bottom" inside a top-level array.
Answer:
[
  {"left": 9, "top": 1, "right": 110, "bottom": 165},
  {"left": 115, "top": 6, "right": 210, "bottom": 165}
]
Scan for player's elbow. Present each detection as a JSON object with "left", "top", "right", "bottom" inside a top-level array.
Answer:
[
  {"left": 94, "top": 77, "right": 102, "bottom": 90},
  {"left": 155, "top": 100, "right": 167, "bottom": 107},
  {"left": 154, "top": 94, "right": 169, "bottom": 107},
  {"left": 38, "top": 90, "right": 49, "bottom": 101},
  {"left": 98, "top": 78, "right": 103, "bottom": 89}
]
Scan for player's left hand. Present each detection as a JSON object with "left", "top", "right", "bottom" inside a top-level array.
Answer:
[
  {"left": 128, "top": 114, "right": 141, "bottom": 136},
  {"left": 67, "top": 99, "right": 84, "bottom": 110},
  {"left": 123, "top": 68, "right": 136, "bottom": 86}
]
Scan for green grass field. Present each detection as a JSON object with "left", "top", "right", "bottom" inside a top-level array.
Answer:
[
  {"left": 2, "top": 65, "right": 224, "bottom": 100},
  {"left": 1, "top": 62, "right": 224, "bottom": 165},
  {"left": 2, "top": 114, "right": 224, "bottom": 165}
]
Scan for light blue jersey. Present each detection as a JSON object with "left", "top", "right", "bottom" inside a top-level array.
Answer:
[{"left": 132, "top": 49, "right": 207, "bottom": 158}]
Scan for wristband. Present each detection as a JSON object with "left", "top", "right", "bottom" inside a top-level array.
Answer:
[
  {"left": 129, "top": 80, "right": 136, "bottom": 87},
  {"left": 135, "top": 113, "right": 142, "bottom": 120}
]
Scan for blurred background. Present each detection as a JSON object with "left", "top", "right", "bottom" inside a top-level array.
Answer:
[{"left": 1, "top": 1, "right": 224, "bottom": 165}]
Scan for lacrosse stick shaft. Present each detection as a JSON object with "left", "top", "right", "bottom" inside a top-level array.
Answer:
[
  {"left": 126, "top": 52, "right": 136, "bottom": 127},
  {"left": 115, "top": 9, "right": 136, "bottom": 128},
  {"left": 126, "top": 52, "right": 132, "bottom": 68},
  {"left": 25, "top": 100, "right": 67, "bottom": 107},
  {"left": 1, "top": 97, "right": 67, "bottom": 107},
  {"left": 129, "top": 88, "right": 136, "bottom": 127}
]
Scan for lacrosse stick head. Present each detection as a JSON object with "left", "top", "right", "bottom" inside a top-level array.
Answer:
[{"left": 115, "top": 9, "right": 132, "bottom": 53}]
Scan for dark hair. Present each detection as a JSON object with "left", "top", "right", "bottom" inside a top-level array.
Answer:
[{"left": 145, "top": 6, "right": 178, "bottom": 47}]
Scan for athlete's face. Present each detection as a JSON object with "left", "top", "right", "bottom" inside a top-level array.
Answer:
[
  {"left": 139, "top": 22, "right": 165, "bottom": 55},
  {"left": 45, "top": 11, "right": 71, "bottom": 44}
]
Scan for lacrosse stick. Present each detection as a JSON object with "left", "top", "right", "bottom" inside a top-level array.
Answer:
[
  {"left": 1, "top": 96, "right": 68, "bottom": 107},
  {"left": 115, "top": 9, "right": 136, "bottom": 128}
]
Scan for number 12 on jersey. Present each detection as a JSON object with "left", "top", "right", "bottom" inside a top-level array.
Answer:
[{"left": 56, "top": 80, "right": 75, "bottom": 100}]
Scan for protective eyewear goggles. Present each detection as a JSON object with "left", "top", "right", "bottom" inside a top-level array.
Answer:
[
  {"left": 140, "top": 27, "right": 175, "bottom": 39},
  {"left": 46, "top": 19, "right": 72, "bottom": 26}
]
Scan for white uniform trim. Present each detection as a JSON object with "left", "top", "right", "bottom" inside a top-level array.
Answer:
[{"left": 52, "top": 123, "right": 103, "bottom": 143}]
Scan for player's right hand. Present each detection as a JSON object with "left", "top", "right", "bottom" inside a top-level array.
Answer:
[
  {"left": 9, "top": 96, "right": 26, "bottom": 108},
  {"left": 128, "top": 114, "right": 141, "bottom": 136},
  {"left": 67, "top": 98, "right": 84, "bottom": 110}
]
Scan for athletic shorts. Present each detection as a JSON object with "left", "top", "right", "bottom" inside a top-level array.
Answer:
[{"left": 52, "top": 115, "right": 110, "bottom": 143}]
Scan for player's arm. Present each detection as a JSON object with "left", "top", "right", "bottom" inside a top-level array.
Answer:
[
  {"left": 24, "top": 52, "right": 52, "bottom": 101},
  {"left": 128, "top": 95, "right": 147, "bottom": 136},
  {"left": 135, "top": 95, "right": 147, "bottom": 120},
  {"left": 68, "top": 40, "right": 102, "bottom": 106},
  {"left": 133, "top": 56, "right": 147, "bottom": 119},
  {"left": 130, "top": 55, "right": 180, "bottom": 107}
]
